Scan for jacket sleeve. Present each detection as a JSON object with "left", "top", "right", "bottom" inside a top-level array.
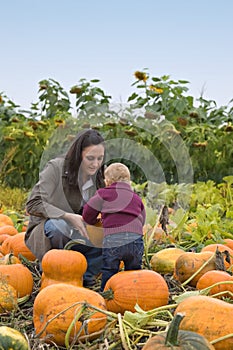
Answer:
[{"left": 26, "top": 160, "right": 65, "bottom": 219}]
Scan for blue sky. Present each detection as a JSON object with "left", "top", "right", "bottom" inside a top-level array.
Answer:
[{"left": 1, "top": 0, "right": 233, "bottom": 111}]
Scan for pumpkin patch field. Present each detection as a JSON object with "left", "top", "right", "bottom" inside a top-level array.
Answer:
[{"left": 0, "top": 178, "right": 232, "bottom": 349}]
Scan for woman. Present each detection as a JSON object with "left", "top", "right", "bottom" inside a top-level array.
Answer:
[{"left": 25, "top": 129, "right": 106, "bottom": 287}]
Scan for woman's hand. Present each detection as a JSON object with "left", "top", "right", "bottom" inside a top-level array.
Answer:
[{"left": 62, "top": 213, "right": 89, "bottom": 239}]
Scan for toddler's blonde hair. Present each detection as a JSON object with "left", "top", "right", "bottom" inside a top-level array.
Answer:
[{"left": 104, "top": 162, "right": 130, "bottom": 185}]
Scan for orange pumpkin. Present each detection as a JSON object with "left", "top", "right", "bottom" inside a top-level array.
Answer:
[
  {"left": 102, "top": 269, "right": 169, "bottom": 314},
  {"left": 0, "top": 214, "right": 14, "bottom": 227},
  {"left": 0, "top": 264, "right": 34, "bottom": 297},
  {"left": 40, "top": 249, "right": 87, "bottom": 289},
  {"left": 174, "top": 295, "right": 233, "bottom": 350},
  {"left": 86, "top": 221, "right": 104, "bottom": 247},
  {"left": 0, "top": 225, "right": 18, "bottom": 236},
  {"left": 33, "top": 283, "right": 107, "bottom": 346},
  {"left": 223, "top": 238, "right": 233, "bottom": 251},
  {"left": 201, "top": 243, "right": 233, "bottom": 269},
  {"left": 0, "top": 234, "right": 10, "bottom": 244},
  {"left": 196, "top": 270, "right": 233, "bottom": 298},
  {"left": 0, "top": 232, "right": 36, "bottom": 261},
  {"left": 173, "top": 251, "right": 216, "bottom": 287}
]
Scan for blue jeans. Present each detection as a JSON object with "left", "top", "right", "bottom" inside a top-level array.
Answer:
[
  {"left": 100, "top": 232, "right": 144, "bottom": 291},
  {"left": 44, "top": 219, "right": 103, "bottom": 286}
]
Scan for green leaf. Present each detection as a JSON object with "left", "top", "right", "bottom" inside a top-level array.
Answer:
[
  {"left": 127, "top": 93, "right": 138, "bottom": 102},
  {"left": 123, "top": 310, "right": 152, "bottom": 327}
]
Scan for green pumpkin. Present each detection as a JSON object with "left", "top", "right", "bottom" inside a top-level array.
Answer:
[
  {"left": 142, "top": 313, "right": 215, "bottom": 349},
  {"left": 0, "top": 326, "right": 28, "bottom": 350}
]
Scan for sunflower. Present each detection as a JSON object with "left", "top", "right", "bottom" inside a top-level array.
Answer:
[
  {"left": 149, "top": 85, "right": 163, "bottom": 94},
  {"left": 134, "top": 71, "right": 148, "bottom": 82}
]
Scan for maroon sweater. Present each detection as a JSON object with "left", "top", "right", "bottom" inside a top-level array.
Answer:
[{"left": 82, "top": 182, "right": 146, "bottom": 236}]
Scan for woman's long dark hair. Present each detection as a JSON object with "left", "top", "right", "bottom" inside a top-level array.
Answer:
[{"left": 65, "top": 129, "right": 105, "bottom": 189}]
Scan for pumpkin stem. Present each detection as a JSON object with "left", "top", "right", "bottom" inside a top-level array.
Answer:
[
  {"left": 165, "top": 312, "right": 185, "bottom": 346},
  {"left": 100, "top": 288, "right": 114, "bottom": 300},
  {"left": 7, "top": 253, "right": 15, "bottom": 265},
  {"left": 64, "top": 239, "right": 87, "bottom": 250}
]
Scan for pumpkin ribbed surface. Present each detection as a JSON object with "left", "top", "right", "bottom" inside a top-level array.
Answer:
[
  {"left": 33, "top": 283, "right": 107, "bottom": 346},
  {"left": 102, "top": 269, "right": 169, "bottom": 314}
]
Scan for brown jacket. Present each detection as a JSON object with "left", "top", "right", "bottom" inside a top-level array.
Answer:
[{"left": 25, "top": 157, "right": 98, "bottom": 261}]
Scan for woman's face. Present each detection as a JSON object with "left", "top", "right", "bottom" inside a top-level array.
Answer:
[{"left": 81, "top": 144, "right": 105, "bottom": 178}]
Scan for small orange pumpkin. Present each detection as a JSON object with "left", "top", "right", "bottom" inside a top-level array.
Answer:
[
  {"left": 0, "top": 214, "right": 14, "bottom": 227},
  {"left": 40, "top": 249, "right": 87, "bottom": 289},
  {"left": 0, "top": 232, "right": 36, "bottom": 261},
  {"left": 0, "top": 264, "right": 34, "bottom": 297},
  {"left": 0, "top": 225, "right": 18, "bottom": 236},
  {"left": 33, "top": 283, "right": 107, "bottom": 346},
  {"left": 196, "top": 270, "right": 233, "bottom": 298},
  {"left": 102, "top": 269, "right": 169, "bottom": 314},
  {"left": 223, "top": 238, "right": 233, "bottom": 251}
]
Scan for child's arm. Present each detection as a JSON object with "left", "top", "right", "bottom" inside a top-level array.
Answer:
[{"left": 82, "top": 192, "right": 102, "bottom": 225}]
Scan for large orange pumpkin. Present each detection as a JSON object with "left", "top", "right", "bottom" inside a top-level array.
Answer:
[
  {"left": 40, "top": 249, "right": 87, "bottom": 289},
  {"left": 33, "top": 283, "right": 107, "bottom": 346},
  {"left": 174, "top": 295, "right": 233, "bottom": 350},
  {"left": 102, "top": 269, "right": 169, "bottom": 314}
]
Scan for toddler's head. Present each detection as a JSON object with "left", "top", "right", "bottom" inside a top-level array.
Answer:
[{"left": 104, "top": 163, "right": 130, "bottom": 186}]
